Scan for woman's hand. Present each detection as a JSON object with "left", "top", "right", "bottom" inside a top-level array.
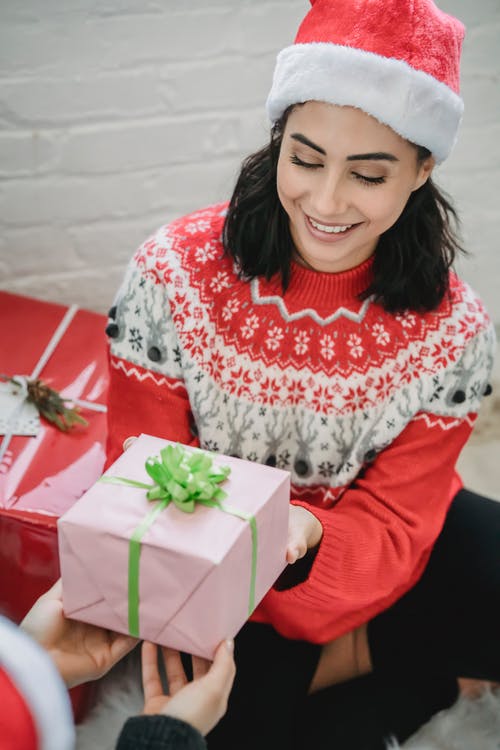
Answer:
[
  {"left": 20, "top": 579, "right": 139, "bottom": 688},
  {"left": 142, "top": 639, "right": 236, "bottom": 736},
  {"left": 286, "top": 503, "right": 323, "bottom": 564}
]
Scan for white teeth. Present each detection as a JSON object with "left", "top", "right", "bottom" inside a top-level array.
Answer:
[{"left": 309, "top": 218, "right": 353, "bottom": 234}]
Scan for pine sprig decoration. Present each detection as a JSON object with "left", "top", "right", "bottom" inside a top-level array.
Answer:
[
  {"left": 1, "top": 375, "right": 88, "bottom": 432},
  {"left": 27, "top": 378, "right": 88, "bottom": 431}
]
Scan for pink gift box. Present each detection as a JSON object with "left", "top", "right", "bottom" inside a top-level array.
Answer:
[{"left": 58, "top": 434, "right": 290, "bottom": 659}]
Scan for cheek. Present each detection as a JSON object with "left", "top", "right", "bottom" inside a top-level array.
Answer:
[
  {"left": 276, "top": 178, "right": 288, "bottom": 214},
  {"left": 277, "top": 160, "right": 292, "bottom": 197},
  {"left": 277, "top": 159, "right": 308, "bottom": 204},
  {"left": 366, "top": 186, "right": 412, "bottom": 225}
]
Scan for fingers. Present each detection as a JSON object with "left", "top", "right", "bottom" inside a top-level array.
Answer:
[
  {"left": 163, "top": 647, "right": 188, "bottom": 696},
  {"left": 203, "top": 639, "right": 236, "bottom": 702},
  {"left": 41, "top": 578, "right": 63, "bottom": 600},
  {"left": 123, "top": 435, "right": 137, "bottom": 451},
  {"left": 286, "top": 508, "right": 308, "bottom": 563},
  {"left": 286, "top": 506, "right": 305, "bottom": 562},
  {"left": 286, "top": 542, "right": 306, "bottom": 564},
  {"left": 287, "top": 505, "right": 323, "bottom": 563},
  {"left": 143, "top": 639, "right": 234, "bottom": 714},
  {"left": 191, "top": 654, "right": 211, "bottom": 680},
  {"left": 110, "top": 632, "right": 139, "bottom": 663},
  {"left": 142, "top": 642, "right": 164, "bottom": 702}
]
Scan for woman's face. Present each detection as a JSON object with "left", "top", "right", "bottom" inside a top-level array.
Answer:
[{"left": 277, "top": 101, "right": 434, "bottom": 274}]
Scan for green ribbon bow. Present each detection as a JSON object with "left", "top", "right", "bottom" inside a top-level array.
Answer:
[{"left": 100, "top": 443, "right": 258, "bottom": 637}]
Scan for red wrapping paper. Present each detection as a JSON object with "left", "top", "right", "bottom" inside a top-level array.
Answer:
[{"left": 0, "top": 291, "right": 109, "bottom": 722}]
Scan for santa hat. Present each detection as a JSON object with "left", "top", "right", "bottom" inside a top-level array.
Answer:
[
  {"left": 0, "top": 615, "right": 75, "bottom": 750},
  {"left": 266, "top": 0, "right": 465, "bottom": 163}
]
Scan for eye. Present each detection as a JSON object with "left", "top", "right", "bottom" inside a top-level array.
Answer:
[
  {"left": 353, "top": 172, "right": 386, "bottom": 186},
  {"left": 290, "top": 154, "right": 322, "bottom": 169}
]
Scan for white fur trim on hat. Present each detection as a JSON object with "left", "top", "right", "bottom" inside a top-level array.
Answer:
[
  {"left": 266, "top": 43, "right": 464, "bottom": 164},
  {"left": 0, "top": 615, "right": 75, "bottom": 750}
]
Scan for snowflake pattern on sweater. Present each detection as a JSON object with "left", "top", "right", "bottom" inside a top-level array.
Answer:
[{"left": 106, "top": 202, "right": 497, "bottom": 642}]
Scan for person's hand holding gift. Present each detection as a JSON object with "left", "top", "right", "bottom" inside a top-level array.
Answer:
[
  {"left": 286, "top": 504, "right": 323, "bottom": 563},
  {"left": 141, "top": 639, "right": 236, "bottom": 736},
  {"left": 20, "top": 578, "right": 139, "bottom": 688}
]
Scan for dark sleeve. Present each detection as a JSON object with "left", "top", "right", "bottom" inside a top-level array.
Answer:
[{"left": 116, "top": 715, "right": 207, "bottom": 750}]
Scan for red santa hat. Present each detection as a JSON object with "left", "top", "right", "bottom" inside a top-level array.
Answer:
[
  {"left": 0, "top": 615, "right": 75, "bottom": 750},
  {"left": 266, "top": 0, "right": 465, "bottom": 163}
]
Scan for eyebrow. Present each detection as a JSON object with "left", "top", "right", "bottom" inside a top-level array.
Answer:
[
  {"left": 347, "top": 152, "right": 399, "bottom": 163},
  {"left": 290, "top": 133, "right": 326, "bottom": 155},
  {"left": 290, "top": 133, "right": 399, "bottom": 162}
]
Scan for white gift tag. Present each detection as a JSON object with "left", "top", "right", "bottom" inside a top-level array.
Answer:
[{"left": 0, "top": 379, "right": 41, "bottom": 436}]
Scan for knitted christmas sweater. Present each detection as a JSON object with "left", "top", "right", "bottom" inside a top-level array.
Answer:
[{"left": 105, "top": 202, "right": 496, "bottom": 644}]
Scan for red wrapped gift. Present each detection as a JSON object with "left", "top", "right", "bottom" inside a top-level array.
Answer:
[{"left": 0, "top": 291, "right": 109, "bottom": 720}]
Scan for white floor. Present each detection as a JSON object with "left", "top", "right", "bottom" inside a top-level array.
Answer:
[{"left": 399, "top": 688, "right": 500, "bottom": 749}]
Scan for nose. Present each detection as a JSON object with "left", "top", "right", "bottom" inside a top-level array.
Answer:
[{"left": 310, "top": 169, "right": 349, "bottom": 218}]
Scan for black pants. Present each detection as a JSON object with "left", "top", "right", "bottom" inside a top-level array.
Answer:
[{"left": 206, "top": 489, "right": 500, "bottom": 750}]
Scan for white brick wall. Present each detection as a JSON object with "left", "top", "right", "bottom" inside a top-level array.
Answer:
[{"left": 0, "top": 0, "right": 499, "bottom": 331}]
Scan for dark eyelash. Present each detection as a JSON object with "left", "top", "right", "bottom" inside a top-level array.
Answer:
[
  {"left": 290, "top": 154, "right": 386, "bottom": 185},
  {"left": 290, "top": 154, "right": 320, "bottom": 169},
  {"left": 353, "top": 173, "right": 386, "bottom": 185}
]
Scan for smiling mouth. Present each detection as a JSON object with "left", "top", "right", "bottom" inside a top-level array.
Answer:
[{"left": 307, "top": 216, "right": 358, "bottom": 234}]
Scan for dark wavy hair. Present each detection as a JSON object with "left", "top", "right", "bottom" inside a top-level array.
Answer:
[{"left": 222, "top": 105, "right": 466, "bottom": 313}]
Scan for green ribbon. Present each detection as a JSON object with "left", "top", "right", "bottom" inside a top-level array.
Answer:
[{"left": 99, "top": 443, "right": 258, "bottom": 637}]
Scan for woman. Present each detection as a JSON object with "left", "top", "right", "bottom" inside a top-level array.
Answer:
[{"left": 105, "top": 0, "right": 498, "bottom": 747}]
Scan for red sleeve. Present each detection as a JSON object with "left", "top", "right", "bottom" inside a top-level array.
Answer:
[
  {"left": 254, "top": 411, "right": 474, "bottom": 642},
  {"left": 104, "top": 353, "right": 199, "bottom": 469}
]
